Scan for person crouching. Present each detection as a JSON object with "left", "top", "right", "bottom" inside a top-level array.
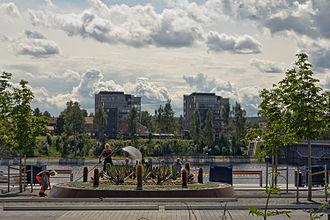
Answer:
[{"left": 36, "top": 170, "right": 57, "bottom": 197}]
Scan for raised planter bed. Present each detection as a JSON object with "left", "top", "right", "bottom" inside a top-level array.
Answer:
[{"left": 48, "top": 182, "right": 234, "bottom": 198}]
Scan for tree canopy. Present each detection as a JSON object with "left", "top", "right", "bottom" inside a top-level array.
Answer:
[
  {"left": 93, "top": 105, "right": 108, "bottom": 139},
  {"left": 0, "top": 72, "right": 48, "bottom": 152},
  {"left": 62, "top": 101, "right": 86, "bottom": 136}
]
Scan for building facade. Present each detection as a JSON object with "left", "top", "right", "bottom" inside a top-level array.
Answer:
[
  {"left": 95, "top": 91, "right": 141, "bottom": 138},
  {"left": 183, "top": 92, "right": 229, "bottom": 138}
]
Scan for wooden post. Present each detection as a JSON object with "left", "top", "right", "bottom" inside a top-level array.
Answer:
[
  {"left": 30, "top": 165, "right": 33, "bottom": 192},
  {"left": 266, "top": 161, "right": 268, "bottom": 188},
  {"left": 296, "top": 166, "right": 299, "bottom": 203},
  {"left": 325, "top": 164, "right": 328, "bottom": 202},
  {"left": 275, "top": 154, "right": 278, "bottom": 185},
  {"left": 272, "top": 150, "right": 275, "bottom": 187},
  {"left": 23, "top": 155, "right": 26, "bottom": 191},
  {"left": 7, "top": 165, "right": 10, "bottom": 193},
  {"left": 260, "top": 171, "right": 262, "bottom": 187},
  {"left": 19, "top": 152, "right": 22, "bottom": 193},
  {"left": 286, "top": 164, "right": 289, "bottom": 194}
]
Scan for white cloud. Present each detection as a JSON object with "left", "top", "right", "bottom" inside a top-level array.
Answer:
[
  {"left": 183, "top": 73, "right": 260, "bottom": 116},
  {"left": 296, "top": 36, "right": 330, "bottom": 69},
  {"left": 249, "top": 58, "right": 283, "bottom": 73},
  {"left": 206, "top": 31, "right": 262, "bottom": 54},
  {"left": 0, "top": 2, "right": 20, "bottom": 18},
  {"left": 31, "top": 69, "right": 171, "bottom": 114},
  {"left": 28, "top": 0, "right": 205, "bottom": 49},
  {"left": 11, "top": 30, "right": 60, "bottom": 58},
  {"left": 183, "top": 73, "right": 232, "bottom": 92},
  {"left": 320, "top": 75, "right": 330, "bottom": 90}
]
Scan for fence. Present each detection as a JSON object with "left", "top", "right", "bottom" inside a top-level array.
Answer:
[{"left": 233, "top": 170, "right": 263, "bottom": 187}]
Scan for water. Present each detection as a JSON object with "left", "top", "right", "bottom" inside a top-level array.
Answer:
[
  {"left": 122, "top": 146, "right": 142, "bottom": 164},
  {"left": 0, "top": 163, "right": 298, "bottom": 185}
]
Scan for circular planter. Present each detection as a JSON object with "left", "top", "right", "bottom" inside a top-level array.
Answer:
[{"left": 49, "top": 183, "right": 234, "bottom": 198}]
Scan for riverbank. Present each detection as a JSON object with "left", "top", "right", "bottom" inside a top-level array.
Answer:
[{"left": 0, "top": 157, "right": 259, "bottom": 165}]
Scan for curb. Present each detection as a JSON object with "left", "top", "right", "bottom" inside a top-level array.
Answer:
[
  {"left": 0, "top": 197, "right": 237, "bottom": 203},
  {"left": 3, "top": 204, "right": 328, "bottom": 211}
]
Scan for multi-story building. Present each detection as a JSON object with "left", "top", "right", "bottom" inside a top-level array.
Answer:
[
  {"left": 183, "top": 92, "right": 229, "bottom": 138},
  {"left": 95, "top": 91, "right": 141, "bottom": 138}
]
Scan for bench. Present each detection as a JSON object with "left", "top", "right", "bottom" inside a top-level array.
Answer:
[
  {"left": 233, "top": 170, "right": 263, "bottom": 187},
  {"left": 50, "top": 170, "right": 73, "bottom": 182}
]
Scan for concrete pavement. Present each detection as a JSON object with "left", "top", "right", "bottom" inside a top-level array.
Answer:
[{"left": 1, "top": 185, "right": 329, "bottom": 220}]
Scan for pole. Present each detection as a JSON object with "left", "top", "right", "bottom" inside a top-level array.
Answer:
[
  {"left": 30, "top": 165, "right": 33, "bottom": 192},
  {"left": 307, "top": 139, "right": 312, "bottom": 201},
  {"left": 19, "top": 152, "right": 22, "bottom": 192},
  {"left": 272, "top": 149, "right": 275, "bottom": 187},
  {"left": 296, "top": 166, "right": 299, "bottom": 203},
  {"left": 23, "top": 155, "right": 26, "bottom": 191},
  {"left": 325, "top": 164, "right": 328, "bottom": 202},
  {"left": 275, "top": 154, "right": 278, "bottom": 185},
  {"left": 286, "top": 164, "right": 289, "bottom": 194},
  {"left": 7, "top": 165, "right": 10, "bottom": 193},
  {"left": 266, "top": 161, "right": 268, "bottom": 188}
]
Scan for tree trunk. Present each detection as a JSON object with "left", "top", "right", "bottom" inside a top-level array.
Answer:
[
  {"left": 272, "top": 148, "right": 275, "bottom": 187},
  {"left": 308, "top": 138, "right": 312, "bottom": 201},
  {"left": 19, "top": 151, "right": 22, "bottom": 193}
]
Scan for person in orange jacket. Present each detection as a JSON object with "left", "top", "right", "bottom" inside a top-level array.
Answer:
[{"left": 36, "top": 170, "right": 57, "bottom": 197}]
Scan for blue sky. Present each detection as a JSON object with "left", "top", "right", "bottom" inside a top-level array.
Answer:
[{"left": 0, "top": 0, "right": 329, "bottom": 116}]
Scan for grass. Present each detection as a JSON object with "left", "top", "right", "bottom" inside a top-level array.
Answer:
[{"left": 66, "top": 181, "right": 219, "bottom": 191}]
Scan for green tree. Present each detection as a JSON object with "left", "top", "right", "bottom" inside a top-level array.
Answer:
[
  {"left": 222, "top": 101, "right": 230, "bottom": 137},
  {"left": 163, "top": 100, "right": 176, "bottom": 133},
  {"left": 231, "top": 102, "right": 246, "bottom": 140},
  {"left": 230, "top": 102, "right": 246, "bottom": 156},
  {"left": 190, "top": 109, "right": 202, "bottom": 147},
  {"left": 33, "top": 108, "right": 42, "bottom": 117},
  {"left": 276, "top": 53, "right": 329, "bottom": 201},
  {"left": 178, "top": 115, "right": 184, "bottom": 137},
  {"left": 0, "top": 72, "right": 12, "bottom": 142},
  {"left": 127, "top": 107, "right": 138, "bottom": 142},
  {"left": 154, "top": 105, "right": 164, "bottom": 133},
  {"left": 43, "top": 110, "right": 51, "bottom": 118},
  {"left": 54, "top": 112, "right": 64, "bottom": 135},
  {"left": 0, "top": 72, "right": 48, "bottom": 192},
  {"left": 139, "top": 110, "right": 153, "bottom": 132},
  {"left": 203, "top": 109, "right": 215, "bottom": 148},
  {"left": 93, "top": 105, "right": 108, "bottom": 140},
  {"left": 63, "top": 101, "right": 86, "bottom": 136},
  {"left": 154, "top": 100, "right": 176, "bottom": 134}
]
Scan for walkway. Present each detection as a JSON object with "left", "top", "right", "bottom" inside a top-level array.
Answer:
[{"left": 0, "top": 185, "right": 329, "bottom": 219}]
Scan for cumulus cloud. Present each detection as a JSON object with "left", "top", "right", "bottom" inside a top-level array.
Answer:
[
  {"left": 213, "top": 0, "right": 330, "bottom": 41},
  {"left": 11, "top": 30, "right": 60, "bottom": 58},
  {"left": 296, "top": 37, "right": 330, "bottom": 69},
  {"left": 249, "top": 58, "right": 283, "bottom": 73},
  {"left": 32, "top": 69, "right": 171, "bottom": 114},
  {"left": 206, "top": 31, "right": 262, "bottom": 54},
  {"left": 183, "top": 73, "right": 232, "bottom": 92},
  {"left": 125, "top": 77, "right": 169, "bottom": 104},
  {"left": 28, "top": 0, "right": 205, "bottom": 48},
  {"left": 0, "top": 2, "right": 20, "bottom": 18},
  {"left": 183, "top": 73, "right": 260, "bottom": 115}
]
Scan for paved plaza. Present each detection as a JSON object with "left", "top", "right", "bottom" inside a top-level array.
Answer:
[{"left": 1, "top": 186, "right": 329, "bottom": 220}]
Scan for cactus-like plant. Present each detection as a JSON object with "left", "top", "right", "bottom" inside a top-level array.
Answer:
[
  {"left": 83, "top": 166, "right": 88, "bottom": 182},
  {"left": 93, "top": 168, "right": 99, "bottom": 187},
  {"left": 136, "top": 164, "right": 143, "bottom": 190},
  {"left": 157, "top": 173, "right": 161, "bottom": 185},
  {"left": 181, "top": 168, "right": 188, "bottom": 188},
  {"left": 198, "top": 167, "right": 203, "bottom": 184},
  {"left": 184, "top": 162, "right": 190, "bottom": 174}
]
